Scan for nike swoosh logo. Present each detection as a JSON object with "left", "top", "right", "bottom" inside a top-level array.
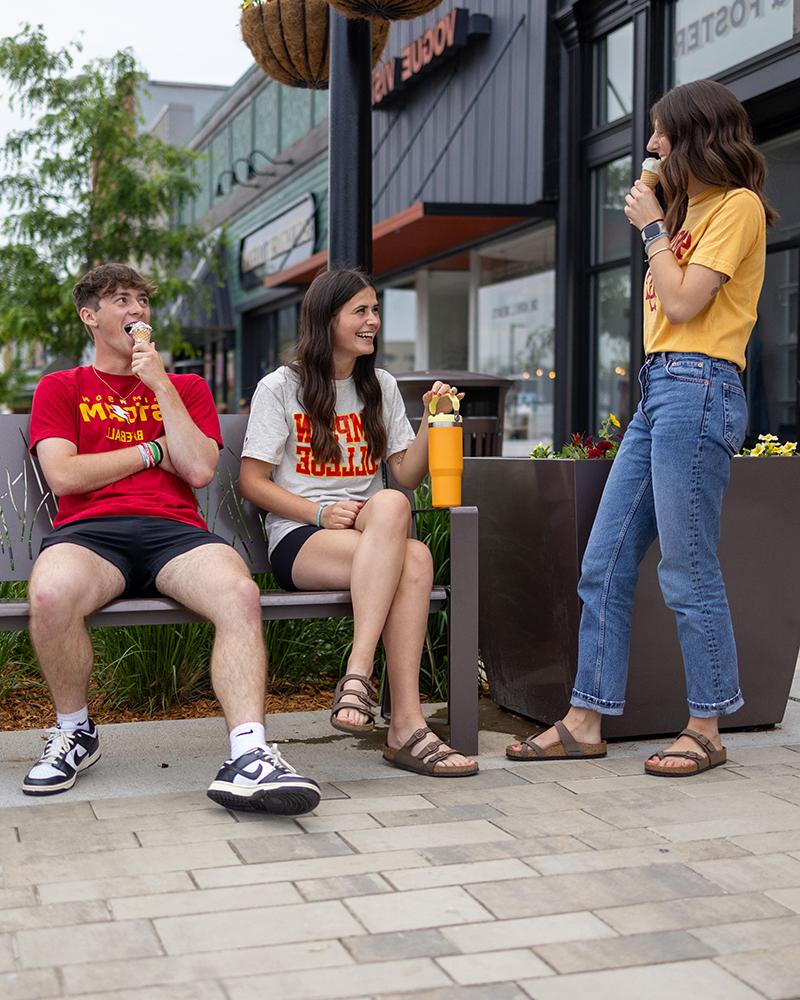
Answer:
[{"left": 73, "top": 747, "right": 87, "bottom": 765}]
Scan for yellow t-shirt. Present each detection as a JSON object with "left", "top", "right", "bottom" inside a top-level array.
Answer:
[{"left": 643, "top": 187, "right": 766, "bottom": 371}]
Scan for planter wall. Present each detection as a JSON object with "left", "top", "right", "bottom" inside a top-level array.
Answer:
[{"left": 463, "top": 456, "right": 800, "bottom": 739}]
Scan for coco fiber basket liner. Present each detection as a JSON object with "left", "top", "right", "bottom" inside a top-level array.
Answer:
[
  {"left": 242, "top": 0, "right": 390, "bottom": 90},
  {"left": 328, "top": 0, "right": 445, "bottom": 20}
]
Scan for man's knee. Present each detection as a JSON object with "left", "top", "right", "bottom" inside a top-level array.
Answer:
[
  {"left": 29, "top": 568, "right": 89, "bottom": 624},
  {"left": 207, "top": 571, "right": 262, "bottom": 623}
]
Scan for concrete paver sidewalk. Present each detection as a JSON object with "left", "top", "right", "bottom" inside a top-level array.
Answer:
[{"left": 2, "top": 684, "right": 800, "bottom": 999}]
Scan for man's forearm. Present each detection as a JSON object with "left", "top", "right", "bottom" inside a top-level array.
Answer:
[
  {"left": 46, "top": 447, "right": 148, "bottom": 496},
  {"left": 154, "top": 380, "right": 219, "bottom": 488}
]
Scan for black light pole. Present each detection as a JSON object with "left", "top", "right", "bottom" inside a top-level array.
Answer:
[{"left": 328, "top": 10, "right": 373, "bottom": 272}]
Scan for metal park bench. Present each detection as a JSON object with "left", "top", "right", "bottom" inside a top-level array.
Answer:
[{"left": 0, "top": 414, "right": 479, "bottom": 754}]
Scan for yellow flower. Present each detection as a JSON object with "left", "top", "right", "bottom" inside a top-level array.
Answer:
[
  {"left": 759, "top": 433, "right": 778, "bottom": 442},
  {"left": 750, "top": 443, "right": 765, "bottom": 456},
  {"left": 609, "top": 413, "right": 621, "bottom": 428}
]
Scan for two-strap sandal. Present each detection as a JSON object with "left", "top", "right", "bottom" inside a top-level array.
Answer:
[
  {"left": 330, "top": 673, "right": 378, "bottom": 735},
  {"left": 383, "top": 727, "right": 479, "bottom": 777},
  {"left": 505, "top": 720, "right": 607, "bottom": 761},
  {"left": 644, "top": 728, "right": 727, "bottom": 777}
]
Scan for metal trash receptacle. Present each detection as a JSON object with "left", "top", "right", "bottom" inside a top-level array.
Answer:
[{"left": 394, "top": 371, "right": 513, "bottom": 457}]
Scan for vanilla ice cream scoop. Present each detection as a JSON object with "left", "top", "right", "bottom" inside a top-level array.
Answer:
[
  {"left": 130, "top": 322, "right": 152, "bottom": 343},
  {"left": 640, "top": 157, "right": 661, "bottom": 189}
]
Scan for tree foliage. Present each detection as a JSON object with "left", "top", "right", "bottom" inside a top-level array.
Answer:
[{"left": 0, "top": 25, "right": 203, "bottom": 366}]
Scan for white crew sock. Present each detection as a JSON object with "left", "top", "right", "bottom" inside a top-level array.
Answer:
[
  {"left": 56, "top": 707, "right": 91, "bottom": 733},
  {"left": 229, "top": 722, "right": 267, "bottom": 760}
]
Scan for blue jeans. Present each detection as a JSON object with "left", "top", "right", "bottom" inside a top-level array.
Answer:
[{"left": 571, "top": 352, "right": 748, "bottom": 719}]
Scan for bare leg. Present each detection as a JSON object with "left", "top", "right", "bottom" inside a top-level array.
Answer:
[
  {"left": 293, "top": 490, "right": 411, "bottom": 728},
  {"left": 292, "top": 494, "right": 475, "bottom": 769},
  {"left": 155, "top": 544, "right": 266, "bottom": 730},
  {"left": 28, "top": 544, "right": 126, "bottom": 714}
]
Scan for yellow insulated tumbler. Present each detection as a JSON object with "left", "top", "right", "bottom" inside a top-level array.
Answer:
[{"left": 427, "top": 393, "right": 463, "bottom": 508}]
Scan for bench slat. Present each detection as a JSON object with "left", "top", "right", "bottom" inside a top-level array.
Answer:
[{"left": 0, "top": 588, "right": 449, "bottom": 630}]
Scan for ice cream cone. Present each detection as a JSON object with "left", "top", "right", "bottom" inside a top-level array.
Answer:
[
  {"left": 130, "top": 322, "right": 152, "bottom": 343},
  {"left": 640, "top": 157, "right": 660, "bottom": 189}
]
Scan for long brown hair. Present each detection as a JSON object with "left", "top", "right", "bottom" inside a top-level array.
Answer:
[
  {"left": 651, "top": 79, "right": 777, "bottom": 237},
  {"left": 290, "top": 268, "right": 388, "bottom": 466}
]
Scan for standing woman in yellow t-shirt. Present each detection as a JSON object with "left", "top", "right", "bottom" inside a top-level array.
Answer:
[{"left": 508, "top": 80, "right": 776, "bottom": 775}]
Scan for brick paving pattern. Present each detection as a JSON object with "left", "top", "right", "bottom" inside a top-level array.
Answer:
[{"left": 3, "top": 733, "right": 800, "bottom": 998}]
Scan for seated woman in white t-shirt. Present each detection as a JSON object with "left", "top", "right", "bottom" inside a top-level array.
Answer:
[{"left": 239, "top": 268, "right": 478, "bottom": 777}]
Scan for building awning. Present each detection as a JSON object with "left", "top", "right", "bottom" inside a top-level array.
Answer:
[{"left": 263, "top": 201, "right": 540, "bottom": 288}]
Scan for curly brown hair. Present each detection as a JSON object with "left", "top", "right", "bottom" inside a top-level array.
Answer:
[
  {"left": 72, "top": 263, "right": 157, "bottom": 315},
  {"left": 290, "top": 268, "right": 387, "bottom": 467},
  {"left": 651, "top": 80, "right": 778, "bottom": 237}
]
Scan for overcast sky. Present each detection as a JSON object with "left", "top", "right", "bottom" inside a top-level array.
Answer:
[{"left": 0, "top": 0, "right": 254, "bottom": 143}]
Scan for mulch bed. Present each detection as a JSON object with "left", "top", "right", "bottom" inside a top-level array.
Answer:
[{"left": 0, "top": 688, "right": 337, "bottom": 732}]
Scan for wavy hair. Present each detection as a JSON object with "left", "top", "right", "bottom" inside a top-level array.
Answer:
[
  {"left": 651, "top": 79, "right": 777, "bottom": 237},
  {"left": 290, "top": 268, "right": 387, "bottom": 466}
]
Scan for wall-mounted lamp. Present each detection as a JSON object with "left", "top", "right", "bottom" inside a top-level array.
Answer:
[
  {"left": 247, "top": 148, "right": 294, "bottom": 178},
  {"left": 215, "top": 168, "right": 257, "bottom": 197}
]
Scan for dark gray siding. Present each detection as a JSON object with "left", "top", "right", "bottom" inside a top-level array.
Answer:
[{"left": 372, "top": 0, "right": 552, "bottom": 222}]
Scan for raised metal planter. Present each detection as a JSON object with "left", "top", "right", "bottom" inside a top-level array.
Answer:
[{"left": 463, "top": 456, "right": 800, "bottom": 738}]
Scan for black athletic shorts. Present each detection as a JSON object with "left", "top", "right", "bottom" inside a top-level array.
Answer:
[
  {"left": 39, "top": 516, "right": 229, "bottom": 597},
  {"left": 269, "top": 525, "right": 321, "bottom": 591}
]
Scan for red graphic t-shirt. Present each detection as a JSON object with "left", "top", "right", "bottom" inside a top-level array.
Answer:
[{"left": 29, "top": 367, "right": 223, "bottom": 530}]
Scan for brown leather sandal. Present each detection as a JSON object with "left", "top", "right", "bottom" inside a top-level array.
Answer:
[
  {"left": 330, "top": 673, "right": 378, "bottom": 735},
  {"left": 383, "top": 727, "right": 479, "bottom": 777},
  {"left": 644, "top": 728, "right": 727, "bottom": 777},
  {"left": 506, "top": 720, "right": 607, "bottom": 761}
]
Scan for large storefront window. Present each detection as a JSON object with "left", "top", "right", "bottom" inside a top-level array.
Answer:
[
  {"left": 594, "top": 22, "right": 634, "bottom": 127},
  {"left": 673, "top": 0, "right": 796, "bottom": 85},
  {"left": 747, "top": 129, "right": 800, "bottom": 438},
  {"left": 477, "top": 225, "right": 556, "bottom": 455}
]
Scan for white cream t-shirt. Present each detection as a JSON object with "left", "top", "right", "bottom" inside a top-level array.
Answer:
[{"left": 241, "top": 366, "right": 416, "bottom": 556}]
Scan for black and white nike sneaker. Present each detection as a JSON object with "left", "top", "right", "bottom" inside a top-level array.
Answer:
[
  {"left": 22, "top": 724, "right": 101, "bottom": 796},
  {"left": 207, "top": 744, "right": 321, "bottom": 815}
]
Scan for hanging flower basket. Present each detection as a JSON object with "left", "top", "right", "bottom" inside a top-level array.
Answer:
[
  {"left": 328, "top": 0, "right": 445, "bottom": 20},
  {"left": 241, "top": 0, "right": 390, "bottom": 90}
]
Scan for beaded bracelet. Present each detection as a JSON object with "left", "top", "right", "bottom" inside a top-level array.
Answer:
[{"left": 137, "top": 443, "right": 154, "bottom": 469}]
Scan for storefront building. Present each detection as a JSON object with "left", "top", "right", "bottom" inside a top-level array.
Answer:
[{"left": 177, "top": 0, "right": 799, "bottom": 451}]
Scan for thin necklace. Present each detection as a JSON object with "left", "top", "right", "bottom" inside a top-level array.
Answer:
[{"left": 91, "top": 366, "right": 143, "bottom": 405}]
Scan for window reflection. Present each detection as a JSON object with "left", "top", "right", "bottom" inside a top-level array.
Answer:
[
  {"left": 477, "top": 225, "right": 556, "bottom": 454},
  {"left": 594, "top": 267, "right": 631, "bottom": 430},
  {"left": 592, "top": 155, "right": 632, "bottom": 265},
  {"left": 594, "top": 22, "right": 634, "bottom": 127},
  {"left": 380, "top": 286, "right": 417, "bottom": 375},
  {"left": 747, "top": 250, "right": 798, "bottom": 439}
]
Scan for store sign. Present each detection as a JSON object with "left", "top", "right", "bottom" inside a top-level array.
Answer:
[
  {"left": 239, "top": 195, "right": 316, "bottom": 287},
  {"left": 673, "top": 0, "right": 795, "bottom": 85},
  {"left": 372, "top": 7, "right": 491, "bottom": 108}
]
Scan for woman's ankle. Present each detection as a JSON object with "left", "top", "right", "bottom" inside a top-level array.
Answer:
[{"left": 563, "top": 707, "right": 602, "bottom": 739}]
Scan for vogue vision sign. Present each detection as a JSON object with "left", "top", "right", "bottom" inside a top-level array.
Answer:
[{"left": 372, "top": 7, "right": 491, "bottom": 108}]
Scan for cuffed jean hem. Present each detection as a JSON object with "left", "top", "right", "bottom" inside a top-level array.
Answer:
[
  {"left": 687, "top": 689, "right": 745, "bottom": 719},
  {"left": 570, "top": 689, "right": 625, "bottom": 716}
]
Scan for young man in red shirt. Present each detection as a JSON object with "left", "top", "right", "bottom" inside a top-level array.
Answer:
[{"left": 23, "top": 263, "right": 320, "bottom": 815}]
